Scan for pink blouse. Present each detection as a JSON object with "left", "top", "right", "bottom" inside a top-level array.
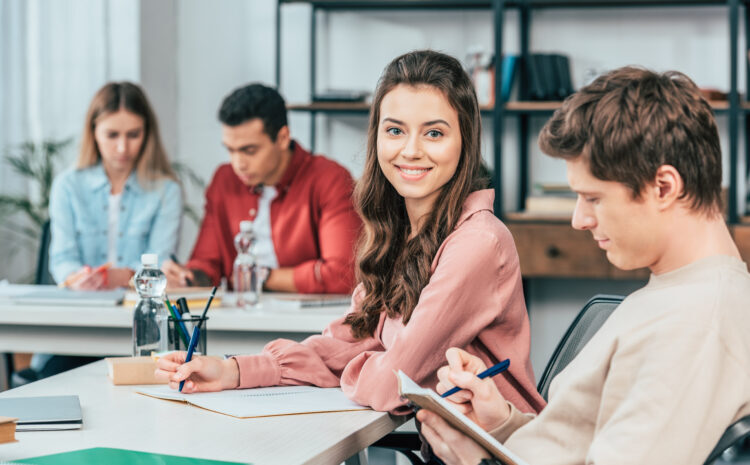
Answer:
[{"left": 233, "top": 189, "right": 546, "bottom": 414}]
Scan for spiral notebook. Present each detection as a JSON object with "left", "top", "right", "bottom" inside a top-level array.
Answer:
[{"left": 136, "top": 385, "right": 368, "bottom": 418}]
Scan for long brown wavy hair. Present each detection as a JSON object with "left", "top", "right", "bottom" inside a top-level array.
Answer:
[
  {"left": 77, "top": 82, "right": 175, "bottom": 185},
  {"left": 345, "top": 50, "right": 488, "bottom": 339}
]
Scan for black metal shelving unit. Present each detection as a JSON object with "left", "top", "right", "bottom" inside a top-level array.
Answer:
[{"left": 276, "top": 0, "right": 746, "bottom": 224}]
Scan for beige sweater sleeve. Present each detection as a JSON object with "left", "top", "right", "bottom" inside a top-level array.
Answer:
[{"left": 488, "top": 401, "right": 536, "bottom": 443}]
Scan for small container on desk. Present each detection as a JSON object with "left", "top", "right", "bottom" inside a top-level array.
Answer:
[{"left": 167, "top": 315, "right": 208, "bottom": 355}]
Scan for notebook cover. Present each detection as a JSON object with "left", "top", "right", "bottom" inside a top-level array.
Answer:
[{"left": 14, "top": 447, "right": 248, "bottom": 465}]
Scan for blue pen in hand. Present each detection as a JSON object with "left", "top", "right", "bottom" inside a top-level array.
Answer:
[
  {"left": 178, "top": 286, "right": 217, "bottom": 393},
  {"left": 179, "top": 326, "right": 200, "bottom": 392},
  {"left": 440, "top": 358, "right": 510, "bottom": 398}
]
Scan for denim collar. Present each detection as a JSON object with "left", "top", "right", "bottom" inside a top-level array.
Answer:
[{"left": 88, "top": 163, "right": 140, "bottom": 194}]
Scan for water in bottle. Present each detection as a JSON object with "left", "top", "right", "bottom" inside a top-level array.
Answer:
[
  {"left": 233, "top": 220, "right": 263, "bottom": 309},
  {"left": 132, "top": 253, "right": 169, "bottom": 356}
]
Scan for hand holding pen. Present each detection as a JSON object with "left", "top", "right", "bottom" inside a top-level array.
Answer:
[
  {"left": 59, "top": 263, "right": 112, "bottom": 290},
  {"left": 430, "top": 348, "right": 513, "bottom": 432},
  {"left": 179, "top": 286, "right": 217, "bottom": 392},
  {"left": 162, "top": 254, "right": 194, "bottom": 288}
]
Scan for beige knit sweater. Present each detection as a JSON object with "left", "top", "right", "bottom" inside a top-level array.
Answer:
[{"left": 492, "top": 255, "right": 750, "bottom": 465}]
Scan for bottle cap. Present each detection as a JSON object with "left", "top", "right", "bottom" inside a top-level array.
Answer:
[
  {"left": 141, "top": 253, "right": 158, "bottom": 266},
  {"left": 239, "top": 220, "right": 253, "bottom": 232}
]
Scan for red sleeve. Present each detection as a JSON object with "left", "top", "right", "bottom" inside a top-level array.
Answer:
[
  {"left": 293, "top": 165, "right": 361, "bottom": 294},
  {"left": 186, "top": 170, "right": 225, "bottom": 286}
]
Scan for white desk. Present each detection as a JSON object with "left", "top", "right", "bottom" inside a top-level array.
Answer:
[
  {"left": 0, "top": 361, "right": 407, "bottom": 464},
  {"left": 0, "top": 297, "right": 348, "bottom": 357}
]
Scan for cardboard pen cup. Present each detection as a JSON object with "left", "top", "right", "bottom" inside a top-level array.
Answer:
[{"left": 168, "top": 315, "right": 208, "bottom": 355}]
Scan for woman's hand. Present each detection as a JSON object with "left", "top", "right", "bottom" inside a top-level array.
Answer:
[
  {"left": 105, "top": 267, "right": 134, "bottom": 289},
  {"left": 154, "top": 351, "right": 240, "bottom": 393},
  {"left": 417, "top": 409, "right": 493, "bottom": 465},
  {"left": 67, "top": 266, "right": 106, "bottom": 290},
  {"left": 436, "top": 348, "right": 511, "bottom": 432}
]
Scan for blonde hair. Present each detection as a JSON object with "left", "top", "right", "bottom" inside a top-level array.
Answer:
[{"left": 77, "top": 82, "right": 175, "bottom": 185}]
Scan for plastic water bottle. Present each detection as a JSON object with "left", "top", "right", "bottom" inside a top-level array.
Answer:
[
  {"left": 233, "top": 220, "right": 262, "bottom": 309},
  {"left": 132, "top": 253, "right": 168, "bottom": 356}
]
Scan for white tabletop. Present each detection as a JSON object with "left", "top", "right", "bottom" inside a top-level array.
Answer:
[
  {"left": 0, "top": 292, "right": 349, "bottom": 357},
  {"left": 0, "top": 361, "right": 407, "bottom": 464}
]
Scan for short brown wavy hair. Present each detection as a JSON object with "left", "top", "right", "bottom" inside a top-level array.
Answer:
[{"left": 538, "top": 66, "right": 721, "bottom": 214}]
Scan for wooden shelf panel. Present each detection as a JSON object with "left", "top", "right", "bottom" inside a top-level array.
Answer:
[
  {"left": 289, "top": 101, "right": 730, "bottom": 115},
  {"left": 280, "top": 0, "right": 729, "bottom": 8},
  {"left": 288, "top": 102, "right": 496, "bottom": 114},
  {"left": 279, "top": 0, "right": 503, "bottom": 9}
]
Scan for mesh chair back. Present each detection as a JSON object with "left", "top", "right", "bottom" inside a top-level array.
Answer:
[{"left": 537, "top": 294, "right": 623, "bottom": 401}]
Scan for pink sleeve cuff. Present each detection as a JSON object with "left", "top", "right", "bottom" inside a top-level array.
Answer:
[{"left": 232, "top": 353, "right": 281, "bottom": 389}]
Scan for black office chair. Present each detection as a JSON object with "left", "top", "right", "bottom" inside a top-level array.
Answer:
[
  {"left": 373, "top": 294, "right": 750, "bottom": 465},
  {"left": 10, "top": 220, "right": 98, "bottom": 388}
]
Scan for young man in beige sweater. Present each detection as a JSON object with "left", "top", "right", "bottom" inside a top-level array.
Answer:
[{"left": 416, "top": 66, "right": 750, "bottom": 465}]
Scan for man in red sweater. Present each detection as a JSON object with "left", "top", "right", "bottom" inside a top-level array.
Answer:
[{"left": 163, "top": 84, "right": 360, "bottom": 294}]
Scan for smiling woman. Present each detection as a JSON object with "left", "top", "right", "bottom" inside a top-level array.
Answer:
[{"left": 155, "top": 51, "right": 545, "bottom": 423}]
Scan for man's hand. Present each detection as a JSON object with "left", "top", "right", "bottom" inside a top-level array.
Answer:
[
  {"left": 437, "top": 348, "right": 511, "bottom": 431},
  {"left": 162, "top": 259, "right": 196, "bottom": 288},
  {"left": 417, "top": 409, "right": 493, "bottom": 465}
]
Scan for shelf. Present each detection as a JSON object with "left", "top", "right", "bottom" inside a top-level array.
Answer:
[
  {"left": 525, "top": 0, "right": 729, "bottom": 8},
  {"left": 289, "top": 100, "right": 731, "bottom": 115},
  {"left": 287, "top": 102, "right": 496, "bottom": 115},
  {"left": 279, "top": 0, "right": 504, "bottom": 9},
  {"left": 280, "top": 0, "right": 732, "bottom": 9},
  {"left": 505, "top": 211, "right": 572, "bottom": 223}
]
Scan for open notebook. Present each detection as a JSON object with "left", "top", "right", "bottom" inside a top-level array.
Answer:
[
  {"left": 396, "top": 370, "right": 529, "bottom": 465},
  {"left": 136, "top": 385, "right": 368, "bottom": 418}
]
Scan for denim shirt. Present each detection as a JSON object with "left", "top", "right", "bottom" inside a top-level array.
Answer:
[{"left": 48, "top": 164, "right": 182, "bottom": 283}]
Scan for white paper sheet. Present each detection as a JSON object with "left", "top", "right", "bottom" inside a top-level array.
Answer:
[{"left": 136, "top": 385, "right": 368, "bottom": 418}]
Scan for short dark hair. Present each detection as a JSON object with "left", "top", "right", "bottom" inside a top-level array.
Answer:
[
  {"left": 218, "top": 83, "right": 288, "bottom": 141},
  {"left": 538, "top": 66, "right": 722, "bottom": 214}
]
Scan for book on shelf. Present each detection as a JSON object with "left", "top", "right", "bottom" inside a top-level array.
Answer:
[
  {"left": 522, "top": 53, "right": 574, "bottom": 101},
  {"left": 525, "top": 195, "right": 577, "bottom": 216},
  {"left": 0, "top": 416, "right": 17, "bottom": 444},
  {"left": 312, "top": 89, "right": 370, "bottom": 103},
  {"left": 396, "top": 370, "right": 528, "bottom": 465}
]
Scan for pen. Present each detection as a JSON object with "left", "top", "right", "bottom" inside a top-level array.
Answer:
[
  {"left": 178, "top": 286, "right": 217, "bottom": 392},
  {"left": 179, "top": 326, "right": 200, "bottom": 392},
  {"left": 165, "top": 295, "right": 190, "bottom": 347},
  {"left": 197, "top": 286, "right": 217, "bottom": 331},
  {"left": 58, "top": 262, "right": 112, "bottom": 288},
  {"left": 170, "top": 253, "right": 193, "bottom": 287},
  {"left": 440, "top": 359, "right": 510, "bottom": 398}
]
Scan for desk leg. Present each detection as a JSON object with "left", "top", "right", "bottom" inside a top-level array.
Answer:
[{"left": 344, "top": 449, "right": 367, "bottom": 465}]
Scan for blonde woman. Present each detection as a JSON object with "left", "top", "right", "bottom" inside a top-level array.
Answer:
[{"left": 49, "top": 82, "right": 181, "bottom": 289}]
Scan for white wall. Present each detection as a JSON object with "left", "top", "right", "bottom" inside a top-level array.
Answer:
[{"left": 165, "top": 2, "right": 741, "bottom": 377}]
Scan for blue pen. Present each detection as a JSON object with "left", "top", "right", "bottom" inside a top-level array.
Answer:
[
  {"left": 178, "top": 286, "right": 217, "bottom": 392},
  {"left": 179, "top": 326, "right": 200, "bottom": 392},
  {"left": 440, "top": 359, "right": 510, "bottom": 398}
]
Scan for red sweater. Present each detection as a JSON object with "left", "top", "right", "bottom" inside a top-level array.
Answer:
[{"left": 187, "top": 142, "right": 361, "bottom": 293}]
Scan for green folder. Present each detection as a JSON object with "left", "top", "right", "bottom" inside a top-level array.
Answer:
[{"left": 14, "top": 447, "right": 249, "bottom": 465}]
